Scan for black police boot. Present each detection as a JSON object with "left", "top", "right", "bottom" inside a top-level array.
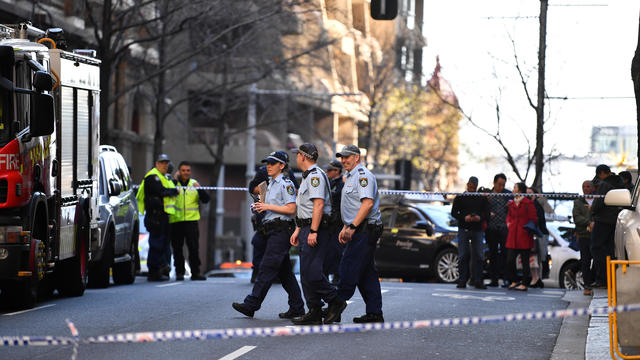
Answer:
[
  {"left": 321, "top": 307, "right": 341, "bottom": 323},
  {"left": 176, "top": 273, "right": 184, "bottom": 281},
  {"left": 353, "top": 313, "right": 384, "bottom": 323},
  {"left": 278, "top": 309, "right": 305, "bottom": 319},
  {"left": 324, "top": 297, "right": 347, "bottom": 324},
  {"left": 191, "top": 274, "right": 206, "bottom": 281},
  {"left": 232, "top": 302, "right": 255, "bottom": 318},
  {"left": 291, "top": 308, "right": 323, "bottom": 325},
  {"left": 161, "top": 264, "right": 171, "bottom": 277}
]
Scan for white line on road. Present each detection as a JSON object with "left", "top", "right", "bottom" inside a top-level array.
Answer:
[
  {"left": 434, "top": 288, "right": 507, "bottom": 295},
  {"left": 542, "top": 290, "right": 565, "bottom": 295},
  {"left": 381, "top": 290, "right": 389, "bottom": 294},
  {"left": 156, "top": 282, "right": 182, "bottom": 288},
  {"left": 529, "top": 294, "right": 562, "bottom": 298},
  {"left": 3, "top": 304, "right": 56, "bottom": 316},
  {"left": 382, "top": 287, "right": 413, "bottom": 290},
  {"left": 347, "top": 300, "right": 354, "bottom": 304},
  {"left": 218, "top": 346, "right": 256, "bottom": 360}
]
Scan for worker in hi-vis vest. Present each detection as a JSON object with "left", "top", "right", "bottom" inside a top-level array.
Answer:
[
  {"left": 136, "top": 154, "right": 178, "bottom": 282},
  {"left": 169, "top": 161, "right": 210, "bottom": 281}
]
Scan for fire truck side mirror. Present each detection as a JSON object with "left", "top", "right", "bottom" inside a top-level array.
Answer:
[
  {"left": 30, "top": 93, "right": 55, "bottom": 136},
  {"left": 0, "top": 46, "right": 14, "bottom": 78},
  {"left": 33, "top": 71, "right": 53, "bottom": 92}
]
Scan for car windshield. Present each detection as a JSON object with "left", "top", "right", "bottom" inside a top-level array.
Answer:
[
  {"left": 546, "top": 222, "right": 575, "bottom": 245},
  {"left": 415, "top": 204, "right": 457, "bottom": 232}
]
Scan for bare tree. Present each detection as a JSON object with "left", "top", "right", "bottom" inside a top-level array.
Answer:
[{"left": 633, "top": 13, "right": 640, "bottom": 169}]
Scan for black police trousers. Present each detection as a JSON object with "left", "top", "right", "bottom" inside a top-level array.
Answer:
[{"left": 170, "top": 221, "right": 201, "bottom": 276}]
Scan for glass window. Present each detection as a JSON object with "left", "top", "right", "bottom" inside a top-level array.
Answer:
[
  {"left": 394, "top": 208, "right": 422, "bottom": 229},
  {"left": 0, "top": 88, "right": 11, "bottom": 146}
]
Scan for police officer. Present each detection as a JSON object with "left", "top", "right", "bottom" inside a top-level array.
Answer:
[
  {"left": 249, "top": 165, "right": 299, "bottom": 283},
  {"left": 327, "top": 144, "right": 384, "bottom": 324},
  {"left": 324, "top": 159, "right": 344, "bottom": 285},
  {"left": 290, "top": 143, "right": 346, "bottom": 325},
  {"left": 232, "top": 151, "right": 305, "bottom": 319},
  {"left": 136, "top": 154, "right": 178, "bottom": 282},
  {"left": 169, "top": 161, "right": 210, "bottom": 281}
]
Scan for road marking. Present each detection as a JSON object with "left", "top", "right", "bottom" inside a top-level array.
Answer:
[
  {"left": 435, "top": 288, "right": 507, "bottom": 295},
  {"left": 156, "top": 282, "right": 182, "bottom": 288},
  {"left": 382, "top": 287, "right": 413, "bottom": 290},
  {"left": 529, "top": 294, "right": 562, "bottom": 298},
  {"left": 346, "top": 300, "right": 354, "bottom": 304},
  {"left": 381, "top": 290, "right": 389, "bottom": 294},
  {"left": 3, "top": 304, "right": 56, "bottom": 316},
  {"left": 543, "top": 290, "right": 565, "bottom": 295},
  {"left": 218, "top": 346, "right": 256, "bottom": 360},
  {"left": 432, "top": 293, "right": 515, "bottom": 302}
]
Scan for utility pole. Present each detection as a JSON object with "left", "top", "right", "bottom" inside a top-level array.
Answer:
[{"left": 532, "top": 0, "right": 548, "bottom": 191}]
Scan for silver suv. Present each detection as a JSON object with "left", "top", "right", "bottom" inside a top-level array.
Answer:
[{"left": 88, "top": 146, "right": 139, "bottom": 287}]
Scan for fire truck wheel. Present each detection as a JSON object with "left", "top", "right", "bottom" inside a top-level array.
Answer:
[
  {"left": 88, "top": 229, "right": 113, "bottom": 288},
  {"left": 113, "top": 232, "right": 137, "bottom": 285}
]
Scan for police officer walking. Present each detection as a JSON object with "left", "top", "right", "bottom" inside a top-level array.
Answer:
[
  {"left": 169, "top": 161, "right": 210, "bottom": 281},
  {"left": 326, "top": 144, "right": 384, "bottom": 324},
  {"left": 324, "top": 159, "right": 344, "bottom": 285},
  {"left": 136, "top": 154, "right": 178, "bottom": 282},
  {"left": 232, "top": 151, "right": 305, "bottom": 319},
  {"left": 290, "top": 143, "right": 346, "bottom": 325}
]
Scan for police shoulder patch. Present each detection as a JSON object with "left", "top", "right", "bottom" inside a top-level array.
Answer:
[
  {"left": 359, "top": 177, "right": 368, "bottom": 187},
  {"left": 286, "top": 184, "right": 295, "bottom": 195},
  {"left": 311, "top": 177, "right": 320, "bottom": 187}
]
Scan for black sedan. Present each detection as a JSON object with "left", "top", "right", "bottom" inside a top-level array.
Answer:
[{"left": 375, "top": 202, "right": 463, "bottom": 283}]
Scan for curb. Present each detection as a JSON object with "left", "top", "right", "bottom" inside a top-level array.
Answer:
[{"left": 551, "top": 290, "right": 591, "bottom": 360}]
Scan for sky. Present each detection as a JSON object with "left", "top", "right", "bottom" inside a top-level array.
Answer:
[{"left": 421, "top": 0, "right": 639, "bottom": 191}]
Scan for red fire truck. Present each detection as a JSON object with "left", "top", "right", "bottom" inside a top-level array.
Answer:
[{"left": 0, "top": 23, "right": 100, "bottom": 308}]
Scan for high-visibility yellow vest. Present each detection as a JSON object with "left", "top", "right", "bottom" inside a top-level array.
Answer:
[
  {"left": 169, "top": 178, "right": 200, "bottom": 223},
  {"left": 136, "top": 167, "right": 176, "bottom": 215}
]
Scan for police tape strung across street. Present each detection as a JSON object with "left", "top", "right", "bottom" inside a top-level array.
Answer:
[
  {"left": 3, "top": 303, "right": 640, "bottom": 347},
  {"left": 131, "top": 185, "right": 604, "bottom": 199}
]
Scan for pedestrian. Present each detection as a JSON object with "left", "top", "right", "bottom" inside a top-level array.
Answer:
[
  {"left": 136, "top": 154, "right": 178, "bottom": 282},
  {"left": 451, "top": 176, "right": 489, "bottom": 290},
  {"left": 505, "top": 182, "right": 537, "bottom": 291},
  {"left": 169, "top": 161, "right": 210, "bottom": 281},
  {"left": 619, "top": 170, "right": 634, "bottom": 191},
  {"left": 590, "top": 164, "right": 624, "bottom": 288},
  {"left": 289, "top": 143, "right": 345, "bottom": 325},
  {"left": 324, "top": 159, "right": 345, "bottom": 285},
  {"left": 485, "top": 173, "right": 511, "bottom": 287},
  {"left": 329, "top": 144, "right": 384, "bottom": 324},
  {"left": 525, "top": 187, "right": 549, "bottom": 288},
  {"left": 232, "top": 151, "right": 305, "bottom": 319},
  {"left": 573, "top": 180, "right": 595, "bottom": 296}
]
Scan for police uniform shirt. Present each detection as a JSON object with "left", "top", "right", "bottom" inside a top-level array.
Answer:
[
  {"left": 341, "top": 163, "right": 381, "bottom": 225},
  {"left": 296, "top": 164, "right": 332, "bottom": 219},
  {"left": 263, "top": 173, "right": 296, "bottom": 223}
]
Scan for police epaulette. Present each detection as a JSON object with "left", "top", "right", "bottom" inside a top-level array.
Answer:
[
  {"left": 357, "top": 168, "right": 366, "bottom": 174},
  {"left": 309, "top": 168, "right": 318, "bottom": 173}
]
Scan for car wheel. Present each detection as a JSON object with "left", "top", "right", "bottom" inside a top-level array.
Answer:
[
  {"left": 559, "top": 261, "right": 584, "bottom": 290},
  {"left": 434, "top": 248, "right": 459, "bottom": 283}
]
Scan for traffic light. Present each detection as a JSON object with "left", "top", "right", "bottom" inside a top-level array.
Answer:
[{"left": 371, "top": 0, "right": 397, "bottom": 20}]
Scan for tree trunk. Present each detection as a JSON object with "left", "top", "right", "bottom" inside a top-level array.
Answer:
[
  {"left": 153, "top": 0, "right": 169, "bottom": 159},
  {"left": 632, "top": 14, "right": 640, "bottom": 170},
  {"left": 532, "top": 0, "right": 547, "bottom": 191}
]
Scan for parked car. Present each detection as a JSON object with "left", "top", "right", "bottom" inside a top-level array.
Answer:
[
  {"left": 88, "top": 145, "right": 139, "bottom": 287},
  {"left": 604, "top": 185, "right": 640, "bottom": 261},
  {"left": 546, "top": 222, "right": 582, "bottom": 289},
  {"left": 375, "top": 202, "right": 465, "bottom": 283}
]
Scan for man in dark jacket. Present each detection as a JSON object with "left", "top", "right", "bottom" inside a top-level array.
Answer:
[
  {"left": 573, "top": 180, "right": 595, "bottom": 296},
  {"left": 452, "top": 176, "right": 489, "bottom": 289},
  {"left": 590, "top": 164, "right": 624, "bottom": 288},
  {"left": 485, "top": 173, "right": 512, "bottom": 287}
]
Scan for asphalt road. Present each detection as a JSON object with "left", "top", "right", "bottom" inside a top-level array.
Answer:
[{"left": 0, "top": 277, "right": 569, "bottom": 360}]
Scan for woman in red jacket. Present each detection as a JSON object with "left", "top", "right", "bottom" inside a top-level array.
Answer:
[{"left": 505, "top": 182, "right": 538, "bottom": 291}]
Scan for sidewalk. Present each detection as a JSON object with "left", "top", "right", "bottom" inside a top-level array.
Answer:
[{"left": 585, "top": 288, "right": 610, "bottom": 360}]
